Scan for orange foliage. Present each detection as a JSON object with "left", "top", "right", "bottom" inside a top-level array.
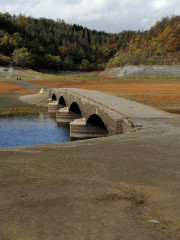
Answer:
[
  {"left": 166, "top": 38, "right": 180, "bottom": 52},
  {"left": 112, "top": 16, "right": 180, "bottom": 65}
]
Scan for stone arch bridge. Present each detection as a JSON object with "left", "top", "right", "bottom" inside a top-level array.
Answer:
[
  {"left": 48, "top": 88, "right": 131, "bottom": 138},
  {"left": 48, "top": 88, "right": 171, "bottom": 138}
]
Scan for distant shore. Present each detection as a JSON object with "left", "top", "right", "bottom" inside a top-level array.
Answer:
[{"left": 101, "top": 65, "right": 180, "bottom": 78}]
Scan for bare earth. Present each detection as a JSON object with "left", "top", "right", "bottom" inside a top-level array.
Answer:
[{"left": 0, "top": 90, "right": 180, "bottom": 240}]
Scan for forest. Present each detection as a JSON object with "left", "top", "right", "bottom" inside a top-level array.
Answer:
[
  {"left": 0, "top": 12, "right": 134, "bottom": 70},
  {"left": 0, "top": 13, "right": 179, "bottom": 71},
  {"left": 108, "top": 16, "right": 180, "bottom": 67}
]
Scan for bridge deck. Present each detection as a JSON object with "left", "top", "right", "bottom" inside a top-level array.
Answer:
[
  {"left": 48, "top": 88, "right": 177, "bottom": 136},
  {"left": 57, "top": 88, "right": 173, "bottom": 119}
]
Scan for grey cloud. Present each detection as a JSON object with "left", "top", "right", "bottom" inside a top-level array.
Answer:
[{"left": 0, "top": 0, "right": 179, "bottom": 32}]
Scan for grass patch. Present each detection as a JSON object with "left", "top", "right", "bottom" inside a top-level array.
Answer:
[
  {"left": 0, "top": 107, "right": 40, "bottom": 116},
  {"left": 76, "top": 72, "right": 100, "bottom": 78},
  {"left": 0, "top": 76, "right": 8, "bottom": 81},
  {"left": 30, "top": 72, "right": 180, "bottom": 84},
  {"left": 101, "top": 76, "right": 180, "bottom": 83},
  {"left": 13, "top": 75, "right": 36, "bottom": 80},
  {"left": 28, "top": 71, "right": 103, "bottom": 82}
]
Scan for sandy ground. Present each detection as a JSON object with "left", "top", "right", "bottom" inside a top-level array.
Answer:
[{"left": 0, "top": 90, "right": 180, "bottom": 240}]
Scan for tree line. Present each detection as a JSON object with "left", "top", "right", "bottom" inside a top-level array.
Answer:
[
  {"left": 108, "top": 16, "right": 180, "bottom": 67},
  {"left": 0, "top": 12, "right": 135, "bottom": 70}
]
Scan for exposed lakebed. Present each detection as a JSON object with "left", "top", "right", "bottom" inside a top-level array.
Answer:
[{"left": 0, "top": 114, "right": 70, "bottom": 148}]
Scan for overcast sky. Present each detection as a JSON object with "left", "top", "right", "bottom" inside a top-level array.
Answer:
[{"left": 0, "top": 0, "right": 179, "bottom": 33}]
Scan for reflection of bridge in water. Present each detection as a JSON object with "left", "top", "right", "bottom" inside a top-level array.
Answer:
[{"left": 48, "top": 88, "right": 171, "bottom": 139}]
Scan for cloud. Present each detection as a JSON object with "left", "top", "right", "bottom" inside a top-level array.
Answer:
[
  {"left": 0, "top": 0, "right": 179, "bottom": 32},
  {"left": 153, "top": 0, "right": 168, "bottom": 10}
]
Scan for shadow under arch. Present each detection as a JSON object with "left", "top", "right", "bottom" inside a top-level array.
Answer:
[
  {"left": 87, "top": 114, "right": 108, "bottom": 131},
  {"left": 58, "top": 96, "right": 66, "bottom": 106},
  {"left": 69, "top": 102, "right": 81, "bottom": 115},
  {"left": 52, "top": 93, "right": 57, "bottom": 101}
]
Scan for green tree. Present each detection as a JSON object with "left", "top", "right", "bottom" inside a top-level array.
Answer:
[
  {"left": 44, "top": 54, "right": 62, "bottom": 69},
  {"left": 0, "top": 33, "right": 14, "bottom": 55},
  {"left": 12, "top": 47, "right": 34, "bottom": 67},
  {"left": 63, "top": 56, "right": 74, "bottom": 70},
  {"left": 81, "top": 59, "right": 90, "bottom": 71},
  {"left": 58, "top": 45, "right": 68, "bottom": 59},
  {"left": 12, "top": 32, "right": 24, "bottom": 48}
]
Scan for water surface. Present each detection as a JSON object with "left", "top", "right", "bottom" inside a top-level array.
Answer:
[{"left": 0, "top": 114, "right": 70, "bottom": 148}]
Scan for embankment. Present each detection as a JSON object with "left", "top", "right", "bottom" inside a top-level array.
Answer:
[{"left": 101, "top": 65, "right": 180, "bottom": 78}]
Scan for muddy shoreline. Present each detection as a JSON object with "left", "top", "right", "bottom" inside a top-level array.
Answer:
[
  {"left": 0, "top": 92, "right": 180, "bottom": 240},
  {"left": 0, "top": 93, "right": 47, "bottom": 116}
]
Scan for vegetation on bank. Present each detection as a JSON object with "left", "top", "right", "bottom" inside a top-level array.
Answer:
[
  {"left": 0, "top": 107, "right": 41, "bottom": 116},
  {"left": 108, "top": 16, "right": 180, "bottom": 67},
  {"left": 0, "top": 12, "right": 135, "bottom": 70}
]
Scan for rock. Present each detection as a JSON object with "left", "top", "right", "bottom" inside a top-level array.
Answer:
[{"left": 148, "top": 219, "right": 159, "bottom": 224}]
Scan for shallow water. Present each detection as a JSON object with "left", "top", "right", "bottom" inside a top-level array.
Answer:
[{"left": 0, "top": 114, "right": 70, "bottom": 148}]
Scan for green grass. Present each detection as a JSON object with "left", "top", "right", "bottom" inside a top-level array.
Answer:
[
  {"left": 0, "top": 107, "right": 41, "bottom": 116},
  {"left": 14, "top": 75, "right": 36, "bottom": 80},
  {"left": 101, "top": 76, "right": 180, "bottom": 83},
  {"left": 0, "top": 76, "right": 7, "bottom": 81},
  {"left": 76, "top": 72, "right": 100, "bottom": 78},
  {"left": 38, "top": 71, "right": 101, "bottom": 81},
  {"left": 2, "top": 68, "right": 180, "bottom": 83},
  {"left": 0, "top": 69, "right": 41, "bottom": 81},
  {"left": 41, "top": 72, "right": 180, "bottom": 83}
]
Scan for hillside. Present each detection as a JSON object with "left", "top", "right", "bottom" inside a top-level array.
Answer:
[
  {"left": 0, "top": 12, "right": 134, "bottom": 71},
  {"left": 108, "top": 16, "right": 180, "bottom": 67},
  {"left": 1, "top": 14, "right": 179, "bottom": 71}
]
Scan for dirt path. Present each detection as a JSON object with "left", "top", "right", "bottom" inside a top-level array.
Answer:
[{"left": 3, "top": 64, "right": 43, "bottom": 91}]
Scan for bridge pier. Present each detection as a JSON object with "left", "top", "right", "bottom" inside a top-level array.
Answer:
[
  {"left": 70, "top": 118, "right": 108, "bottom": 139},
  {"left": 48, "top": 101, "right": 64, "bottom": 114},
  {"left": 56, "top": 107, "right": 82, "bottom": 123},
  {"left": 48, "top": 88, "right": 135, "bottom": 137}
]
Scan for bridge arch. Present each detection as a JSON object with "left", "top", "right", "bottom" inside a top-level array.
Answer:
[
  {"left": 87, "top": 114, "right": 108, "bottom": 131},
  {"left": 52, "top": 93, "right": 57, "bottom": 101},
  {"left": 69, "top": 102, "right": 81, "bottom": 115},
  {"left": 58, "top": 96, "right": 66, "bottom": 106}
]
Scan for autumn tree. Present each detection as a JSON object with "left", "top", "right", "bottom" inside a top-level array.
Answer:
[
  {"left": 81, "top": 59, "right": 90, "bottom": 71},
  {"left": 12, "top": 47, "right": 34, "bottom": 67},
  {"left": 0, "top": 53, "right": 10, "bottom": 65},
  {"left": 44, "top": 54, "right": 62, "bottom": 69},
  {"left": 58, "top": 45, "right": 68, "bottom": 59}
]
